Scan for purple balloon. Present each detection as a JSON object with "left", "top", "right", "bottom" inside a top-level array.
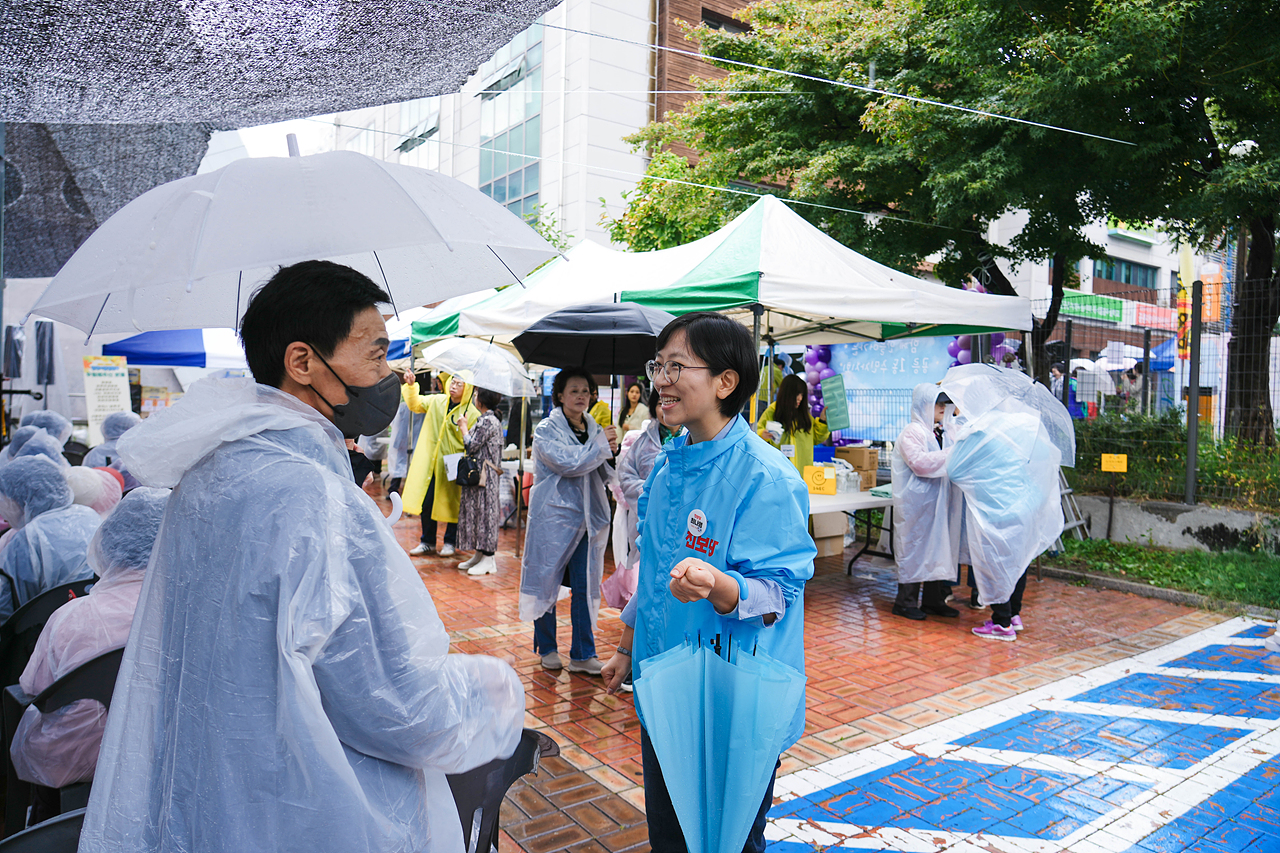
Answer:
[
  {"left": 949, "top": 359, "right": 961, "bottom": 367},
  {"left": 805, "top": 370, "right": 820, "bottom": 386},
  {"left": 957, "top": 349, "right": 972, "bottom": 365},
  {"left": 946, "top": 339, "right": 961, "bottom": 358},
  {"left": 818, "top": 367, "right": 835, "bottom": 381},
  {"left": 991, "top": 332, "right": 1006, "bottom": 346},
  {"left": 957, "top": 335, "right": 972, "bottom": 349},
  {"left": 816, "top": 346, "right": 831, "bottom": 361},
  {"left": 991, "top": 343, "right": 1011, "bottom": 362},
  {"left": 811, "top": 403, "right": 824, "bottom": 416},
  {"left": 804, "top": 349, "right": 820, "bottom": 365}
]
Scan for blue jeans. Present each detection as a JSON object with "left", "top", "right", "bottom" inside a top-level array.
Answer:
[
  {"left": 641, "top": 727, "right": 777, "bottom": 853},
  {"left": 532, "top": 535, "right": 596, "bottom": 661}
]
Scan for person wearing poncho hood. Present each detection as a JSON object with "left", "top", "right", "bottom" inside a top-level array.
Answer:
[
  {"left": 400, "top": 369, "right": 479, "bottom": 558},
  {"left": 77, "top": 261, "right": 524, "bottom": 853}
]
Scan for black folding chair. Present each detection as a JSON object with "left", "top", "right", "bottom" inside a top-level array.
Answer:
[
  {"left": 0, "top": 579, "right": 97, "bottom": 691},
  {"left": 2, "top": 648, "right": 123, "bottom": 835},
  {"left": 447, "top": 729, "right": 559, "bottom": 853},
  {"left": 0, "top": 807, "right": 84, "bottom": 852}
]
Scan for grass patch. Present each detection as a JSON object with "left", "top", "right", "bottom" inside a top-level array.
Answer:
[{"left": 1043, "top": 538, "right": 1280, "bottom": 611}]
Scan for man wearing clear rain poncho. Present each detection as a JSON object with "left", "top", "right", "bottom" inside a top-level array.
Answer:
[
  {"left": 11, "top": 487, "right": 170, "bottom": 791},
  {"left": 940, "top": 364, "right": 1069, "bottom": 642},
  {"left": 78, "top": 261, "right": 524, "bottom": 853},
  {"left": 0, "top": 456, "right": 101, "bottom": 620},
  {"left": 890, "top": 385, "right": 962, "bottom": 621}
]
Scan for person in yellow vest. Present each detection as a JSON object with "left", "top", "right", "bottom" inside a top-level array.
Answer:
[
  {"left": 588, "top": 380, "right": 612, "bottom": 428},
  {"left": 755, "top": 373, "right": 830, "bottom": 472},
  {"left": 400, "top": 369, "right": 478, "bottom": 557}
]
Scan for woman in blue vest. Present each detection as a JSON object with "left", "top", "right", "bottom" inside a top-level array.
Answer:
[{"left": 602, "top": 313, "right": 815, "bottom": 853}]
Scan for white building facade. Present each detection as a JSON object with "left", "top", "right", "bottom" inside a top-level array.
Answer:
[{"left": 332, "top": 1, "right": 655, "bottom": 248}]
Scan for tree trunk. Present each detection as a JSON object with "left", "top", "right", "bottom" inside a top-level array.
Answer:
[
  {"left": 1030, "top": 252, "right": 1067, "bottom": 387},
  {"left": 1225, "top": 214, "right": 1279, "bottom": 446}
]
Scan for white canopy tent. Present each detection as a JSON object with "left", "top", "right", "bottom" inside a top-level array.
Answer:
[{"left": 413, "top": 195, "right": 1032, "bottom": 346}]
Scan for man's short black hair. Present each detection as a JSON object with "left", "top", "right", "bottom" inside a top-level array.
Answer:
[
  {"left": 655, "top": 312, "right": 758, "bottom": 417},
  {"left": 552, "top": 367, "right": 595, "bottom": 409},
  {"left": 239, "top": 261, "right": 390, "bottom": 388}
]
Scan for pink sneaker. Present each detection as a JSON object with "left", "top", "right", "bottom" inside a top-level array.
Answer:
[
  {"left": 972, "top": 620, "right": 1017, "bottom": 642},
  {"left": 1011, "top": 615, "right": 1024, "bottom": 632}
]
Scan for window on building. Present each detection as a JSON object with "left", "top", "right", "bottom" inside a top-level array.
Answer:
[
  {"left": 702, "top": 9, "right": 750, "bottom": 33},
  {"left": 478, "top": 22, "right": 543, "bottom": 220},
  {"left": 1093, "top": 256, "right": 1158, "bottom": 289},
  {"left": 396, "top": 97, "right": 441, "bottom": 170}
]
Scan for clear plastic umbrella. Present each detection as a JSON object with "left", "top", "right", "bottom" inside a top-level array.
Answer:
[
  {"left": 25, "top": 151, "right": 556, "bottom": 336},
  {"left": 941, "top": 363, "right": 1076, "bottom": 467},
  {"left": 418, "top": 338, "right": 536, "bottom": 398}
]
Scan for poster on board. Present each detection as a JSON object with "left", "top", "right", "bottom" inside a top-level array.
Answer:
[
  {"left": 83, "top": 356, "right": 131, "bottom": 447},
  {"left": 826, "top": 338, "right": 954, "bottom": 441}
]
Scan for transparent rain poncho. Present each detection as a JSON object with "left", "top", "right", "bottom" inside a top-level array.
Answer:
[
  {"left": 19, "top": 411, "right": 73, "bottom": 446},
  {"left": 941, "top": 363, "right": 1076, "bottom": 467},
  {"left": 519, "top": 407, "right": 613, "bottom": 625},
  {"left": 14, "top": 431, "right": 71, "bottom": 469},
  {"left": 65, "top": 467, "right": 124, "bottom": 517},
  {"left": 0, "top": 456, "right": 101, "bottom": 620},
  {"left": 0, "top": 426, "right": 45, "bottom": 469},
  {"left": 891, "top": 385, "right": 961, "bottom": 584},
  {"left": 943, "top": 408, "right": 1063, "bottom": 605},
  {"left": 80, "top": 376, "right": 524, "bottom": 853},
  {"left": 83, "top": 411, "right": 143, "bottom": 489},
  {"left": 11, "top": 488, "right": 170, "bottom": 788}
]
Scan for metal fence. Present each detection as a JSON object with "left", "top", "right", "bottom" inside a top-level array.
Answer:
[{"left": 1023, "top": 281, "right": 1280, "bottom": 511}]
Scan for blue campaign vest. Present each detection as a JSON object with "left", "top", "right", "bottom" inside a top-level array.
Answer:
[{"left": 632, "top": 416, "right": 816, "bottom": 749}]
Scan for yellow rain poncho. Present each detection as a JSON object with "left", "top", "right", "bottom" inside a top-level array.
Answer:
[
  {"left": 754, "top": 402, "right": 830, "bottom": 473},
  {"left": 402, "top": 375, "right": 479, "bottom": 522}
]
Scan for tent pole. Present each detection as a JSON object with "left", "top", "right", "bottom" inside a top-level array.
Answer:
[{"left": 750, "top": 304, "right": 763, "bottom": 422}]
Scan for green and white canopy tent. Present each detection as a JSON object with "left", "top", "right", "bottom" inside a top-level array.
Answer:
[{"left": 412, "top": 194, "right": 1031, "bottom": 347}]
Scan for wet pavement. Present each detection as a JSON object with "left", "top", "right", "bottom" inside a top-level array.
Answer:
[{"left": 383, "top": 491, "right": 1275, "bottom": 853}]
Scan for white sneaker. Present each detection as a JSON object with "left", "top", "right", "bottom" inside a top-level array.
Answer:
[
  {"left": 408, "top": 543, "right": 434, "bottom": 556},
  {"left": 467, "top": 555, "right": 497, "bottom": 576},
  {"left": 439, "top": 544, "right": 456, "bottom": 557},
  {"left": 458, "top": 553, "right": 482, "bottom": 570}
]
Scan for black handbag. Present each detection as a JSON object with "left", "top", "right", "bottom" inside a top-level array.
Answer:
[{"left": 455, "top": 455, "right": 483, "bottom": 486}]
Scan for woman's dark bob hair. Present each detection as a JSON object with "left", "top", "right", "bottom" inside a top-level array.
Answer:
[
  {"left": 475, "top": 387, "right": 503, "bottom": 411},
  {"left": 654, "top": 312, "right": 758, "bottom": 417},
  {"left": 552, "top": 367, "right": 595, "bottom": 409}
]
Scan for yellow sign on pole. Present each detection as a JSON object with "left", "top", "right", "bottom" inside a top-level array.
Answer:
[{"left": 1100, "top": 453, "right": 1128, "bottom": 473}]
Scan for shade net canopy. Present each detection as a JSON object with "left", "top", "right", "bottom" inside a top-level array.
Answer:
[
  {"left": 1, "top": 0, "right": 560, "bottom": 126},
  {"left": 1, "top": 0, "right": 559, "bottom": 277}
]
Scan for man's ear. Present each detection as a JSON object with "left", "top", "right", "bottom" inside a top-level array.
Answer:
[
  {"left": 282, "top": 342, "right": 314, "bottom": 388},
  {"left": 714, "top": 369, "right": 739, "bottom": 401}
]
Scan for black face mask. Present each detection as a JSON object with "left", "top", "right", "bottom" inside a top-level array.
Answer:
[{"left": 310, "top": 351, "right": 401, "bottom": 439}]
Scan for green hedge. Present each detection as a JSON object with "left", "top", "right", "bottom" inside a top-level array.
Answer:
[{"left": 1068, "top": 410, "right": 1280, "bottom": 511}]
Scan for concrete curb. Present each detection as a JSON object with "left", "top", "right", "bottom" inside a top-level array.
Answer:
[{"left": 1036, "top": 564, "right": 1280, "bottom": 622}]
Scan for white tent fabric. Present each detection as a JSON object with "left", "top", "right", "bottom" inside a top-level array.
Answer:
[{"left": 417, "top": 196, "right": 1032, "bottom": 345}]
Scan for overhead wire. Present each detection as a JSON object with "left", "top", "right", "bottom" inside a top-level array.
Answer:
[
  {"left": 304, "top": 116, "right": 978, "bottom": 234},
  {"left": 418, "top": 0, "right": 1136, "bottom": 146}
]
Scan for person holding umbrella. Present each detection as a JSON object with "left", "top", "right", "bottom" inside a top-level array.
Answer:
[
  {"left": 520, "top": 368, "right": 619, "bottom": 674},
  {"left": 601, "top": 312, "right": 815, "bottom": 853},
  {"left": 400, "top": 369, "right": 478, "bottom": 557}
]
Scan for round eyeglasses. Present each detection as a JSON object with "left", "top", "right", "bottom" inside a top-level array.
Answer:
[{"left": 645, "top": 360, "right": 710, "bottom": 384}]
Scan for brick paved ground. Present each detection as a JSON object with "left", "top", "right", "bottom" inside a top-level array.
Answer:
[{"left": 379, "top": 487, "right": 1219, "bottom": 853}]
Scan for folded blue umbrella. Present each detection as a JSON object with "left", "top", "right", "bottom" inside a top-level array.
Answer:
[{"left": 635, "top": 634, "right": 806, "bottom": 853}]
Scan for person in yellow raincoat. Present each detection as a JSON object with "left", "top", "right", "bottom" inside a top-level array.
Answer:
[
  {"left": 755, "top": 373, "right": 830, "bottom": 472},
  {"left": 400, "top": 370, "right": 478, "bottom": 557},
  {"left": 588, "top": 380, "right": 612, "bottom": 428}
]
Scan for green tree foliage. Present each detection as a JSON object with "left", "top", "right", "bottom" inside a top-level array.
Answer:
[{"left": 608, "top": 0, "right": 1280, "bottom": 439}]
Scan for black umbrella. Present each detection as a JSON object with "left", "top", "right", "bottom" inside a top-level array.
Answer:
[{"left": 512, "top": 302, "right": 676, "bottom": 374}]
